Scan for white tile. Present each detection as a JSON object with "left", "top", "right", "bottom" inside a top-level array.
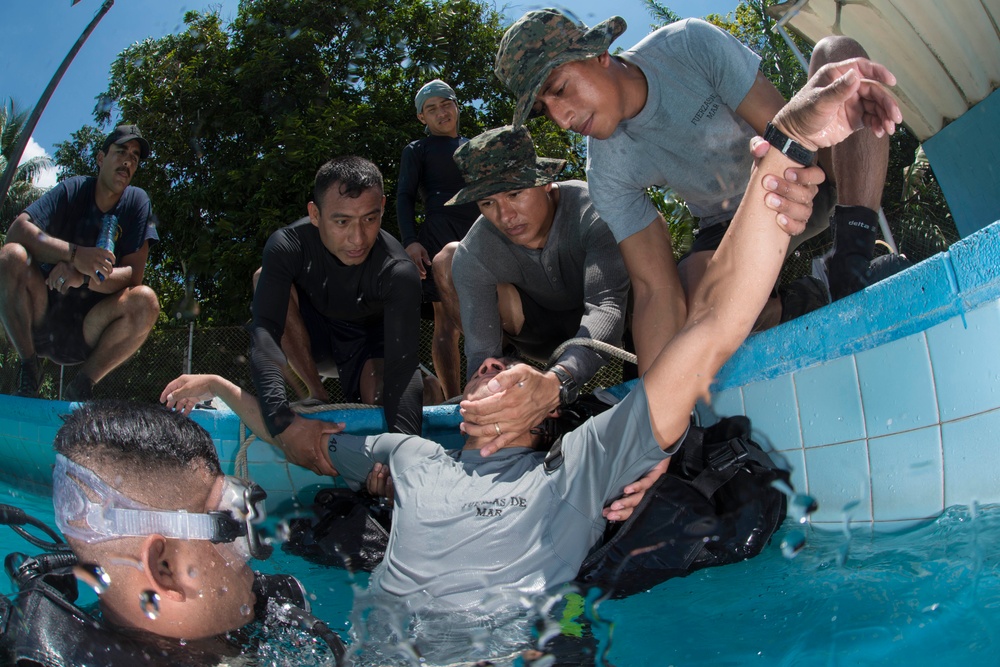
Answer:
[
  {"left": 795, "top": 356, "right": 867, "bottom": 447},
  {"left": 804, "top": 440, "right": 872, "bottom": 523},
  {"left": 868, "top": 426, "right": 943, "bottom": 522}
]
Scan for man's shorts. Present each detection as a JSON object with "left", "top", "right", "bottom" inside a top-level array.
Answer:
[
  {"left": 417, "top": 213, "right": 475, "bottom": 304},
  {"left": 687, "top": 178, "right": 838, "bottom": 255},
  {"left": 33, "top": 287, "right": 106, "bottom": 365},
  {"left": 298, "top": 293, "right": 384, "bottom": 401},
  {"left": 507, "top": 287, "right": 584, "bottom": 364}
]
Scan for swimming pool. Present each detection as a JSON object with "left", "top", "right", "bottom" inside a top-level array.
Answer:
[{"left": 3, "top": 479, "right": 997, "bottom": 666}]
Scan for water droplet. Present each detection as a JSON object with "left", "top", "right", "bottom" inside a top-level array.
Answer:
[
  {"left": 139, "top": 590, "right": 161, "bottom": 620},
  {"left": 274, "top": 520, "right": 291, "bottom": 543},
  {"left": 789, "top": 493, "right": 818, "bottom": 523},
  {"left": 780, "top": 530, "right": 806, "bottom": 558},
  {"left": 188, "top": 566, "right": 199, "bottom": 579},
  {"left": 240, "top": 603, "right": 252, "bottom": 617},
  {"left": 73, "top": 564, "right": 111, "bottom": 595}
]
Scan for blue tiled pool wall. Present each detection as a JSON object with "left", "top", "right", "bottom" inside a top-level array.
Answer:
[{"left": 697, "top": 219, "right": 1000, "bottom": 532}]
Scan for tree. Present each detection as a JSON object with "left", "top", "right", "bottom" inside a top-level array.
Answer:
[
  {"left": 53, "top": 125, "right": 104, "bottom": 180},
  {"left": 85, "top": 0, "right": 511, "bottom": 325},
  {"left": 1, "top": 98, "right": 53, "bottom": 227}
]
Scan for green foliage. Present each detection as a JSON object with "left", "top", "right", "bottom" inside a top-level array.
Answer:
[
  {"left": 705, "top": 0, "right": 811, "bottom": 100},
  {"left": 1, "top": 98, "right": 53, "bottom": 228},
  {"left": 53, "top": 125, "right": 104, "bottom": 180},
  {"left": 87, "top": 0, "right": 510, "bottom": 325}
]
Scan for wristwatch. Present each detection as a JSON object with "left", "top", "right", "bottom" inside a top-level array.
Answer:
[
  {"left": 548, "top": 365, "right": 579, "bottom": 406},
  {"left": 762, "top": 122, "right": 816, "bottom": 166}
]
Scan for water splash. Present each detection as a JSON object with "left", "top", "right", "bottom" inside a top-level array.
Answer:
[{"left": 781, "top": 529, "right": 807, "bottom": 558}]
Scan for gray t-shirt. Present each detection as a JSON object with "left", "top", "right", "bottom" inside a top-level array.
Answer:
[
  {"left": 328, "top": 380, "right": 668, "bottom": 610},
  {"left": 587, "top": 18, "right": 761, "bottom": 241},
  {"left": 451, "top": 180, "right": 629, "bottom": 384}
]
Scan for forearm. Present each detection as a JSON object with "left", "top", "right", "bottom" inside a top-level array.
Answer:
[
  {"left": 618, "top": 218, "right": 686, "bottom": 375},
  {"left": 210, "top": 376, "right": 279, "bottom": 446},
  {"left": 645, "top": 149, "right": 798, "bottom": 447},
  {"left": 6, "top": 216, "right": 73, "bottom": 263}
]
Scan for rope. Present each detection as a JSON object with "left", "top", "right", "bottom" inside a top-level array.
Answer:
[
  {"left": 547, "top": 337, "right": 637, "bottom": 367},
  {"left": 233, "top": 400, "right": 375, "bottom": 479}
]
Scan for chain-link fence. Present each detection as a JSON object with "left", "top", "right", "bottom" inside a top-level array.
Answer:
[{"left": 0, "top": 318, "right": 628, "bottom": 404}]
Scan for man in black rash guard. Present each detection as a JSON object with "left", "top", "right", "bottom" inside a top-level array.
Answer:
[
  {"left": 250, "top": 156, "right": 423, "bottom": 477},
  {"left": 396, "top": 79, "right": 481, "bottom": 400}
]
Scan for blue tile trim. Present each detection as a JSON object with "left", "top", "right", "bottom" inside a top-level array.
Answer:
[{"left": 714, "top": 219, "right": 1000, "bottom": 391}]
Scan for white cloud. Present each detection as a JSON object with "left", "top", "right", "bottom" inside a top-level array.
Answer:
[{"left": 20, "top": 137, "right": 58, "bottom": 189}]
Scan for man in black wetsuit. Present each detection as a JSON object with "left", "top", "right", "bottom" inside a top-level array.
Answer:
[
  {"left": 396, "top": 79, "right": 480, "bottom": 400},
  {"left": 250, "top": 156, "right": 423, "bottom": 476}
]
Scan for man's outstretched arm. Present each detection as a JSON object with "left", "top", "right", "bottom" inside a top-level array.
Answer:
[{"left": 644, "top": 58, "right": 902, "bottom": 450}]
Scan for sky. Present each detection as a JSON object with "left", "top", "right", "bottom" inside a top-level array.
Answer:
[{"left": 4, "top": 0, "right": 740, "bottom": 187}]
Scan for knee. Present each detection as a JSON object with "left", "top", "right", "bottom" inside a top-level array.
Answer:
[
  {"left": 810, "top": 36, "right": 869, "bottom": 72},
  {"left": 432, "top": 243, "right": 458, "bottom": 286},
  {"left": 127, "top": 285, "right": 160, "bottom": 327},
  {"left": 252, "top": 266, "right": 263, "bottom": 291},
  {"left": 0, "top": 244, "right": 32, "bottom": 283}
]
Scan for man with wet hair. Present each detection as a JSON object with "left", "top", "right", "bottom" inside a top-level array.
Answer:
[
  {"left": 250, "top": 155, "right": 424, "bottom": 477},
  {"left": 494, "top": 9, "right": 894, "bottom": 369},
  {"left": 397, "top": 79, "right": 481, "bottom": 400},
  {"left": 0, "top": 125, "right": 160, "bottom": 401},
  {"left": 50, "top": 400, "right": 258, "bottom": 649},
  {"left": 433, "top": 126, "right": 631, "bottom": 489}
]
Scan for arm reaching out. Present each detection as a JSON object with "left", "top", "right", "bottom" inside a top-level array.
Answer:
[
  {"left": 643, "top": 58, "right": 901, "bottom": 450},
  {"left": 161, "top": 373, "right": 345, "bottom": 476}
]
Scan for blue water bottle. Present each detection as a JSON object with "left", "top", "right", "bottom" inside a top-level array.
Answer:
[{"left": 96, "top": 214, "right": 118, "bottom": 282}]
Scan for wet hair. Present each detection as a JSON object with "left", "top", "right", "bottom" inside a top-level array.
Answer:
[
  {"left": 313, "top": 155, "right": 384, "bottom": 206},
  {"left": 54, "top": 400, "right": 221, "bottom": 477}
]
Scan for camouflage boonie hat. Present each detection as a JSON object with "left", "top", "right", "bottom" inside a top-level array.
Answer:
[
  {"left": 495, "top": 9, "right": 626, "bottom": 127},
  {"left": 445, "top": 126, "right": 566, "bottom": 206}
]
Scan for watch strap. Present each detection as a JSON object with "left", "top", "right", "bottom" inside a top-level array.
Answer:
[
  {"left": 762, "top": 122, "right": 816, "bottom": 166},
  {"left": 549, "top": 365, "right": 578, "bottom": 406}
]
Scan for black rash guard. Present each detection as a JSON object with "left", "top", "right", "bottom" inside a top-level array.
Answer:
[
  {"left": 250, "top": 220, "right": 423, "bottom": 437},
  {"left": 395, "top": 134, "right": 480, "bottom": 250}
]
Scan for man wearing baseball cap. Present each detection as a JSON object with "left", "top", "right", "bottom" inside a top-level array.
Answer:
[
  {"left": 396, "top": 79, "right": 481, "bottom": 400},
  {"left": 434, "top": 125, "right": 631, "bottom": 477},
  {"left": 495, "top": 9, "right": 895, "bottom": 371},
  {"left": 0, "top": 124, "right": 159, "bottom": 400}
]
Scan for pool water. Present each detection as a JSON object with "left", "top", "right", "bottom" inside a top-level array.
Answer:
[{"left": 2, "top": 482, "right": 998, "bottom": 666}]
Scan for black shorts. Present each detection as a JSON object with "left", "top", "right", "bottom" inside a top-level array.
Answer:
[
  {"left": 298, "top": 295, "right": 384, "bottom": 401},
  {"left": 507, "top": 287, "right": 584, "bottom": 364},
  {"left": 33, "top": 287, "right": 105, "bottom": 365},
  {"left": 687, "top": 178, "right": 838, "bottom": 255},
  {"left": 417, "top": 213, "right": 475, "bottom": 303}
]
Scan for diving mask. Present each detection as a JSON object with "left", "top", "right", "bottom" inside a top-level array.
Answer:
[{"left": 52, "top": 454, "right": 273, "bottom": 561}]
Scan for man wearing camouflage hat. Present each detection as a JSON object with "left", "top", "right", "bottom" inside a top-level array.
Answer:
[
  {"left": 494, "top": 9, "right": 894, "bottom": 370},
  {"left": 434, "top": 126, "right": 632, "bottom": 482}
]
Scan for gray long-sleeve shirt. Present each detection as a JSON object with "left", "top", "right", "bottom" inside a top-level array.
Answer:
[{"left": 451, "top": 181, "right": 629, "bottom": 385}]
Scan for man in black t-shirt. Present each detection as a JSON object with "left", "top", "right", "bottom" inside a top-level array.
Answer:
[
  {"left": 0, "top": 125, "right": 160, "bottom": 400},
  {"left": 250, "top": 156, "right": 424, "bottom": 476}
]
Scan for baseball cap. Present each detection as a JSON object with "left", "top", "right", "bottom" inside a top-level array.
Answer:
[{"left": 101, "top": 124, "right": 151, "bottom": 160}]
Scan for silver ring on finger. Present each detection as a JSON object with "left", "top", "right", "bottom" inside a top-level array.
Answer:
[
  {"left": 494, "top": 422, "right": 502, "bottom": 436},
  {"left": 58, "top": 276, "right": 66, "bottom": 285}
]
